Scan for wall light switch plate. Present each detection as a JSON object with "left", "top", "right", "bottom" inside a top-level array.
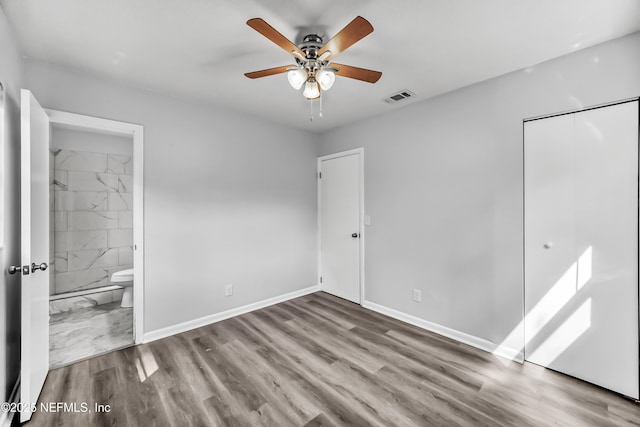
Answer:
[{"left": 364, "top": 215, "right": 371, "bottom": 226}]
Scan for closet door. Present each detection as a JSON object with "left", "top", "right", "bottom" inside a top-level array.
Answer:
[{"left": 524, "top": 100, "right": 639, "bottom": 399}]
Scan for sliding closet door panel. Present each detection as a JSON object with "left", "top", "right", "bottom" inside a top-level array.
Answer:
[
  {"left": 524, "top": 100, "right": 639, "bottom": 399},
  {"left": 570, "top": 102, "right": 639, "bottom": 398},
  {"left": 524, "top": 114, "right": 576, "bottom": 346}
]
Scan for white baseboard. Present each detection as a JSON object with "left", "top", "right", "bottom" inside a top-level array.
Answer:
[
  {"left": 1, "top": 378, "right": 19, "bottom": 427},
  {"left": 362, "top": 300, "right": 524, "bottom": 363},
  {"left": 144, "top": 285, "right": 320, "bottom": 343}
]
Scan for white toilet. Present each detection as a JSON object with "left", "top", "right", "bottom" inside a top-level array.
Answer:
[{"left": 111, "top": 268, "right": 134, "bottom": 308}]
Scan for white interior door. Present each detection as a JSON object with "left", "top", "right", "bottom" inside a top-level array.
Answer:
[
  {"left": 524, "top": 100, "right": 639, "bottom": 399},
  {"left": 20, "top": 89, "right": 50, "bottom": 422},
  {"left": 319, "top": 151, "right": 362, "bottom": 303}
]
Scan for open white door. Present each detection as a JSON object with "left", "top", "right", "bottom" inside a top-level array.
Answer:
[
  {"left": 319, "top": 149, "right": 363, "bottom": 303},
  {"left": 20, "top": 89, "right": 50, "bottom": 422}
]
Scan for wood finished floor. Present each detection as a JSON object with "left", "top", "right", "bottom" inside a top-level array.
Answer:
[{"left": 27, "top": 292, "right": 639, "bottom": 426}]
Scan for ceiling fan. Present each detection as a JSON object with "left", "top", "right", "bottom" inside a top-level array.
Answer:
[{"left": 244, "top": 16, "right": 382, "bottom": 102}]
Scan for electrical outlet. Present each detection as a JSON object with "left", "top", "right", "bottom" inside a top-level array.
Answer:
[
  {"left": 413, "top": 289, "right": 422, "bottom": 303},
  {"left": 225, "top": 284, "right": 233, "bottom": 296}
]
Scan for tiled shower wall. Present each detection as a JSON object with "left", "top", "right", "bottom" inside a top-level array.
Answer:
[{"left": 51, "top": 148, "right": 133, "bottom": 295}]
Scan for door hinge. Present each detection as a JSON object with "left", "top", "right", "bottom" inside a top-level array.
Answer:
[
  {"left": 319, "top": 172, "right": 322, "bottom": 179},
  {"left": 320, "top": 276, "right": 323, "bottom": 283}
]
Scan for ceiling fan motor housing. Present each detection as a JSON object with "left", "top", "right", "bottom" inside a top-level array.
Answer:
[{"left": 300, "top": 34, "right": 323, "bottom": 59}]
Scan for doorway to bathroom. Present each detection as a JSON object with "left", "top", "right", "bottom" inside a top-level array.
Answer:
[{"left": 46, "top": 110, "right": 144, "bottom": 368}]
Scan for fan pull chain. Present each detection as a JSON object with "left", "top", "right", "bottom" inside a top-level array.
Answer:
[
  {"left": 319, "top": 95, "right": 323, "bottom": 118},
  {"left": 309, "top": 98, "right": 314, "bottom": 122}
]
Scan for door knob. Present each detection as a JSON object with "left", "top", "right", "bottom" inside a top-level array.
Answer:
[
  {"left": 31, "top": 262, "right": 48, "bottom": 273},
  {"left": 351, "top": 233, "right": 359, "bottom": 238},
  {"left": 8, "top": 265, "right": 22, "bottom": 275},
  {"left": 543, "top": 242, "right": 554, "bottom": 249}
]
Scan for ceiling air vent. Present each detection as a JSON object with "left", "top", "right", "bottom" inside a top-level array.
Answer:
[{"left": 385, "top": 90, "right": 416, "bottom": 104}]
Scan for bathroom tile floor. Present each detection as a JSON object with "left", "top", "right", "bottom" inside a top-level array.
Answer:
[{"left": 49, "top": 302, "right": 133, "bottom": 369}]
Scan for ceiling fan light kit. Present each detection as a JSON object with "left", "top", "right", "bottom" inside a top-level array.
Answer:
[
  {"left": 317, "top": 68, "right": 336, "bottom": 90},
  {"left": 287, "top": 68, "right": 307, "bottom": 90},
  {"left": 245, "top": 16, "right": 382, "bottom": 118},
  {"left": 303, "top": 77, "right": 321, "bottom": 99}
]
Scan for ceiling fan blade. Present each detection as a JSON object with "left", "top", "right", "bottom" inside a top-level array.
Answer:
[
  {"left": 317, "top": 16, "right": 374, "bottom": 61},
  {"left": 244, "top": 65, "right": 294, "bottom": 79},
  {"left": 247, "top": 18, "right": 305, "bottom": 58},
  {"left": 331, "top": 63, "right": 382, "bottom": 83}
]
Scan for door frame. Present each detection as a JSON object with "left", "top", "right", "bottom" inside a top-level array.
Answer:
[
  {"left": 46, "top": 109, "right": 145, "bottom": 343},
  {"left": 317, "top": 147, "right": 365, "bottom": 304}
]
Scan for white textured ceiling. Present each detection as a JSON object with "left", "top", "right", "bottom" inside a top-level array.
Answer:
[{"left": 2, "top": 0, "right": 640, "bottom": 132}]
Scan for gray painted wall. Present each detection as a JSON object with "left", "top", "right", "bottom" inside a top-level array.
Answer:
[
  {"left": 0, "top": 5, "right": 22, "bottom": 407},
  {"left": 52, "top": 126, "right": 133, "bottom": 156},
  {"left": 24, "top": 60, "right": 320, "bottom": 334},
  {"left": 318, "top": 32, "right": 640, "bottom": 355}
]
